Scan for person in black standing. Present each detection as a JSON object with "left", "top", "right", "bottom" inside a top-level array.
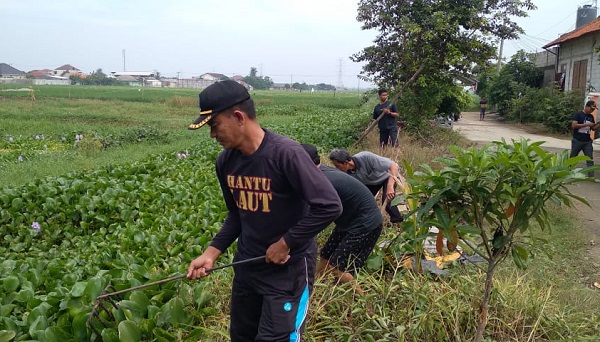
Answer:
[
  {"left": 570, "top": 100, "right": 600, "bottom": 178},
  {"left": 479, "top": 96, "right": 488, "bottom": 121},
  {"left": 373, "top": 88, "right": 399, "bottom": 148},
  {"left": 301, "top": 144, "right": 383, "bottom": 295},
  {"left": 186, "top": 80, "right": 342, "bottom": 341}
]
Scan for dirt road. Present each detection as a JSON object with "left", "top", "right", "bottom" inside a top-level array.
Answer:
[{"left": 454, "top": 111, "right": 600, "bottom": 283}]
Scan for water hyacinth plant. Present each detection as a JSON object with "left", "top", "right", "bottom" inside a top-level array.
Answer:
[
  {"left": 30, "top": 221, "right": 41, "bottom": 233},
  {"left": 176, "top": 150, "right": 190, "bottom": 159}
]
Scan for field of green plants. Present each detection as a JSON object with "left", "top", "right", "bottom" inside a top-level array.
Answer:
[
  {"left": 2, "top": 85, "right": 600, "bottom": 342},
  {"left": 0, "top": 86, "right": 369, "bottom": 341}
]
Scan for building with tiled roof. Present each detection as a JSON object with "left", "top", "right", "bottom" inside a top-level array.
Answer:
[
  {"left": 53, "top": 64, "right": 83, "bottom": 78},
  {"left": 0, "top": 63, "right": 26, "bottom": 79},
  {"left": 27, "top": 69, "right": 54, "bottom": 78},
  {"left": 542, "top": 7, "right": 600, "bottom": 93}
]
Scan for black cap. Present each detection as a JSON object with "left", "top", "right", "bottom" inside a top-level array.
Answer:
[
  {"left": 188, "top": 80, "right": 251, "bottom": 130},
  {"left": 300, "top": 143, "right": 320, "bottom": 165}
]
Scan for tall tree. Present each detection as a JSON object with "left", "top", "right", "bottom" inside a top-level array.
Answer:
[
  {"left": 488, "top": 50, "right": 544, "bottom": 116},
  {"left": 243, "top": 67, "right": 273, "bottom": 90},
  {"left": 352, "top": 0, "right": 536, "bottom": 121}
]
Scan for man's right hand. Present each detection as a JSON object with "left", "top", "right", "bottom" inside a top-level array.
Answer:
[{"left": 187, "top": 246, "right": 221, "bottom": 279}]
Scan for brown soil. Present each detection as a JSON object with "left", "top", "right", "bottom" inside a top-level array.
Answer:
[{"left": 455, "top": 111, "right": 600, "bottom": 286}]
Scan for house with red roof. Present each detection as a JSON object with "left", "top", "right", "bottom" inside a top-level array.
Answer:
[
  {"left": 543, "top": 7, "right": 600, "bottom": 92},
  {"left": 53, "top": 64, "right": 83, "bottom": 78}
]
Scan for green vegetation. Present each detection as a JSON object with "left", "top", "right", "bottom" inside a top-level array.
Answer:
[
  {"left": 1, "top": 86, "right": 599, "bottom": 341},
  {"left": 476, "top": 50, "right": 584, "bottom": 133},
  {"left": 0, "top": 85, "right": 364, "bottom": 188},
  {"left": 399, "top": 139, "right": 595, "bottom": 341},
  {"left": 352, "top": 0, "right": 534, "bottom": 127}
]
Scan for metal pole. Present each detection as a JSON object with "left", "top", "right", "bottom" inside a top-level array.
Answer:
[{"left": 95, "top": 256, "right": 264, "bottom": 300}]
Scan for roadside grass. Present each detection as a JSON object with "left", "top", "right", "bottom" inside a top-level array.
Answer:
[
  {"left": 190, "top": 206, "right": 600, "bottom": 341},
  {"left": 309, "top": 125, "right": 600, "bottom": 340}
]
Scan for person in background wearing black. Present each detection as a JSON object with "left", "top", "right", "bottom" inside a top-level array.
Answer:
[
  {"left": 479, "top": 96, "right": 488, "bottom": 121},
  {"left": 373, "top": 88, "right": 399, "bottom": 148},
  {"left": 570, "top": 100, "right": 600, "bottom": 178},
  {"left": 301, "top": 144, "right": 383, "bottom": 295},
  {"left": 186, "top": 80, "right": 342, "bottom": 342}
]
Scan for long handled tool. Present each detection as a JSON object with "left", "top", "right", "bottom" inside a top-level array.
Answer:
[{"left": 88, "top": 256, "right": 264, "bottom": 335}]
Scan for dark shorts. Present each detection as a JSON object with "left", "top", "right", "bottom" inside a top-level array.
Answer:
[
  {"left": 230, "top": 256, "right": 315, "bottom": 342},
  {"left": 320, "top": 224, "right": 383, "bottom": 274},
  {"left": 379, "top": 128, "right": 399, "bottom": 147}
]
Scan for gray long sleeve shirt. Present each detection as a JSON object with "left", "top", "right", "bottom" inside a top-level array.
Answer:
[{"left": 348, "top": 151, "right": 393, "bottom": 185}]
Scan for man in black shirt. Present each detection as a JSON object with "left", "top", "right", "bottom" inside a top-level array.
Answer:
[
  {"left": 479, "top": 96, "right": 488, "bottom": 121},
  {"left": 186, "top": 80, "right": 342, "bottom": 341},
  {"left": 570, "top": 100, "right": 600, "bottom": 178},
  {"left": 301, "top": 144, "right": 383, "bottom": 294},
  {"left": 373, "top": 88, "right": 399, "bottom": 148}
]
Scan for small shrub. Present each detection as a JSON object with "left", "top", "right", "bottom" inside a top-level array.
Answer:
[
  {"left": 165, "top": 96, "right": 197, "bottom": 109},
  {"left": 120, "top": 126, "right": 170, "bottom": 144},
  {"left": 76, "top": 134, "right": 105, "bottom": 155}
]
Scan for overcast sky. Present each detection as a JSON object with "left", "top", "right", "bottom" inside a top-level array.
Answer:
[{"left": 0, "top": 0, "right": 595, "bottom": 88}]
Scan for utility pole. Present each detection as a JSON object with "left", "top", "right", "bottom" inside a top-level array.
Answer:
[
  {"left": 497, "top": 39, "right": 504, "bottom": 73},
  {"left": 336, "top": 58, "right": 344, "bottom": 90},
  {"left": 122, "top": 49, "right": 126, "bottom": 72}
]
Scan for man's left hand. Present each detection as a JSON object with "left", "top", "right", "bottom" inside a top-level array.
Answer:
[{"left": 386, "top": 188, "right": 395, "bottom": 200}]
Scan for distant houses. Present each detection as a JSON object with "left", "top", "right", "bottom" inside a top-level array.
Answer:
[
  {"left": 0, "top": 63, "right": 243, "bottom": 89},
  {"left": 0, "top": 63, "right": 71, "bottom": 85},
  {"left": 0, "top": 63, "right": 25, "bottom": 80},
  {"left": 0, "top": 63, "right": 241, "bottom": 89}
]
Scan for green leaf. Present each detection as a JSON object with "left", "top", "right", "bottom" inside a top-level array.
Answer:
[
  {"left": 167, "top": 297, "right": 187, "bottom": 324},
  {"left": 2, "top": 276, "right": 19, "bottom": 293},
  {"left": 455, "top": 225, "right": 480, "bottom": 235},
  {"left": 28, "top": 302, "right": 52, "bottom": 325},
  {"left": 101, "top": 328, "right": 119, "bottom": 342},
  {"left": 70, "top": 281, "right": 87, "bottom": 298},
  {"left": 44, "top": 326, "right": 72, "bottom": 342},
  {"left": 0, "top": 304, "right": 16, "bottom": 317},
  {"left": 138, "top": 318, "right": 155, "bottom": 335},
  {"left": 0, "top": 318, "right": 17, "bottom": 333},
  {"left": 14, "top": 287, "right": 34, "bottom": 303},
  {"left": 119, "top": 299, "right": 146, "bottom": 318},
  {"left": 29, "top": 315, "right": 48, "bottom": 338},
  {"left": 0, "top": 331, "right": 16, "bottom": 342},
  {"left": 152, "top": 327, "right": 175, "bottom": 340},
  {"left": 118, "top": 320, "right": 142, "bottom": 342},
  {"left": 84, "top": 277, "right": 104, "bottom": 299},
  {"left": 513, "top": 245, "right": 528, "bottom": 261},
  {"left": 11, "top": 198, "right": 23, "bottom": 211},
  {"left": 129, "top": 291, "right": 150, "bottom": 310},
  {"left": 511, "top": 248, "right": 527, "bottom": 270},
  {"left": 71, "top": 311, "right": 89, "bottom": 341}
]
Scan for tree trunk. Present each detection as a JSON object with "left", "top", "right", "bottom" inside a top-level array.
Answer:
[{"left": 474, "top": 261, "right": 496, "bottom": 342}]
